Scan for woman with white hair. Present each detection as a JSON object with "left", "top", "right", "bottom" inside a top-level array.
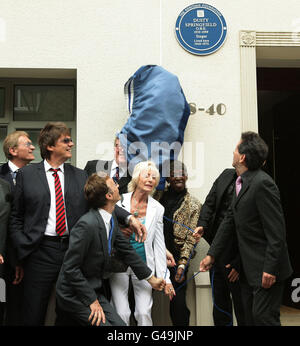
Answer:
[{"left": 110, "top": 160, "right": 174, "bottom": 326}]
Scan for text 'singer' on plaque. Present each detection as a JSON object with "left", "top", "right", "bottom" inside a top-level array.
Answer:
[{"left": 175, "top": 3, "right": 227, "bottom": 56}]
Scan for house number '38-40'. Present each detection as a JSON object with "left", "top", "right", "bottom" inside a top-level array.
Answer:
[{"left": 189, "top": 103, "right": 226, "bottom": 116}]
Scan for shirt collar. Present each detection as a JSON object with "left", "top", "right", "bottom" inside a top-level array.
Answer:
[
  {"left": 8, "top": 161, "right": 20, "bottom": 173},
  {"left": 44, "top": 159, "right": 65, "bottom": 173},
  {"left": 111, "top": 159, "right": 118, "bottom": 172},
  {"left": 99, "top": 208, "right": 112, "bottom": 225}
]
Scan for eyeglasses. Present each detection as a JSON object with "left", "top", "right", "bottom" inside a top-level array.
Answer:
[
  {"left": 24, "top": 141, "right": 34, "bottom": 148},
  {"left": 61, "top": 138, "right": 73, "bottom": 144}
]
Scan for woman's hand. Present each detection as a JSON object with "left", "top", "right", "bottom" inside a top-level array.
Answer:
[{"left": 165, "top": 283, "right": 176, "bottom": 300}]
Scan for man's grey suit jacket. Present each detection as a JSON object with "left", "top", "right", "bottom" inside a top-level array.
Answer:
[{"left": 56, "top": 208, "right": 152, "bottom": 314}]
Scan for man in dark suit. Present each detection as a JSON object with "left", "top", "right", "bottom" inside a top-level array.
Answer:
[
  {"left": 199, "top": 132, "right": 292, "bottom": 326},
  {"left": 0, "top": 130, "right": 35, "bottom": 325},
  {"left": 196, "top": 168, "right": 245, "bottom": 326},
  {"left": 0, "top": 177, "right": 11, "bottom": 319},
  {"left": 56, "top": 173, "right": 165, "bottom": 326},
  {"left": 9, "top": 122, "right": 89, "bottom": 326},
  {"left": 0, "top": 177, "right": 11, "bottom": 321},
  {"left": 0, "top": 177, "right": 11, "bottom": 283},
  {"left": 84, "top": 137, "right": 131, "bottom": 194}
]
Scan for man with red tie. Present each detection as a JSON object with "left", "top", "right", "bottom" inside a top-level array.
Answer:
[{"left": 9, "top": 122, "right": 90, "bottom": 326}]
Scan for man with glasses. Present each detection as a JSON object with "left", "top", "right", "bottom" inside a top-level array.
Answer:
[
  {"left": 9, "top": 122, "right": 90, "bottom": 326},
  {"left": 0, "top": 131, "right": 35, "bottom": 325}
]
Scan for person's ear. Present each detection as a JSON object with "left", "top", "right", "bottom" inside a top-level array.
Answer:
[
  {"left": 240, "top": 154, "right": 246, "bottom": 164},
  {"left": 9, "top": 147, "right": 18, "bottom": 158},
  {"left": 106, "top": 191, "right": 113, "bottom": 201}
]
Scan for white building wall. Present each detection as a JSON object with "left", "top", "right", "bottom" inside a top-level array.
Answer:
[{"left": 1, "top": 0, "right": 300, "bottom": 325}]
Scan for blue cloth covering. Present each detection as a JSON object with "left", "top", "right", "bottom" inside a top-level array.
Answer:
[{"left": 119, "top": 65, "right": 191, "bottom": 190}]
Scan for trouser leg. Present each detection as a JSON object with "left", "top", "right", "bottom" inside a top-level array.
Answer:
[
  {"left": 22, "top": 240, "right": 67, "bottom": 326},
  {"left": 169, "top": 267, "right": 190, "bottom": 326}
]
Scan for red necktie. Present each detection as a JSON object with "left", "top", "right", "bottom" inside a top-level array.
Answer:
[
  {"left": 50, "top": 168, "right": 67, "bottom": 236},
  {"left": 113, "top": 166, "right": 119, "bottom": 183}
]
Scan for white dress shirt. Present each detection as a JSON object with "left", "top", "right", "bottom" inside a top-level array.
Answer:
[
  {"left": 99, "top": 208, "right": 112, "bottom": 240},
  {"left": 8, "top": 160, "right": 19, "bottom": 173},
  {"left": 8, "top": 161, "right": 19, "bottom": 185},
  {"left": 44, "top": 160, "right": 69, "bottom": 236},
  {"left": 110, "top": 160, "right": 118, "bottom": 179}
]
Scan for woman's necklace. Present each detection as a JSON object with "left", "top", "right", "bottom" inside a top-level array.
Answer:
[{"left": 132, "top": 195, "right": 146, "bottom": 217}]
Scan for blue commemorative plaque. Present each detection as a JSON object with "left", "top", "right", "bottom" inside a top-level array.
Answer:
[{"left": 175, "top": 3, "right": 227, "bottom": 56}]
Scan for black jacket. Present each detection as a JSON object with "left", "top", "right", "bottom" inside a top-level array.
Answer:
[
  {"left": 9, "top": 162, "right": 89, "bottom": 260},
  {"left": 208, "top": 169, "right": 292, "bottom": 286},
  {"left": 0, "top": 163, "right": 14, "bottom": 190},
  {"left": 197, "top": 169, "right": 240, "bottom": 269}
]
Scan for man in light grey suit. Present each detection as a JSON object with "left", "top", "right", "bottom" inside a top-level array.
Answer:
[{"left": 56, "top": 173, "right": 165, "bottom": 326}]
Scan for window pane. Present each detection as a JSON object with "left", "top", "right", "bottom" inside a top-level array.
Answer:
[
  {"left": 14, "top": 85, "right": 75, "bottom": 121},
  {"left": 0, "top": 88, "right": 5, "bottom": 118},
  {"left": 0, "top": 126, "right": 7, "bottom": 163}
]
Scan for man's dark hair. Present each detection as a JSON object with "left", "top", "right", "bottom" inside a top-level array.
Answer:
[
  {"left": 238, "top": 131, "right": 268, "bottom": 170},
  {"left": 84, "top": 173, "right": 110, "bottom": 209},
  {"left": 38, "top": 122, "right": 70, "bottom": 160}
]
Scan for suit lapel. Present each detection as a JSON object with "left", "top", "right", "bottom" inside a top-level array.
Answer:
[
  {"left": 216, "top": 170, "right": 236, "bottom": 209},
  {"left": 234, "top": 178, "right": 250, "bottom": 207},
  {"left": 0, "top": 163, "right": 14, "bottom": 189},
  {"left": 145, "top": 196, "right": 156, "bottom": 235},
  {"left": 36, "top": 161, "right": 50, "bottom": 196},
  {"left": 93, "top": 209, "right": 110, "bottom": 258},
  {"left": 64, "top": 163, "right": 71, "bottom": 197},
  {"left": 234, "top": 170, "right": 258, "bottom": 207},
  {"left": 118, "top": 174, "right": 129, "bottom": 192},
  {"left": 110, "top": 212, "right": 118, "bottom": 247},
  {"left": 122, "top": 192, "right": 156, "bottom": 234},
  {"left": 121, "top": 192, "right": 132, "bottom": 211}
]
